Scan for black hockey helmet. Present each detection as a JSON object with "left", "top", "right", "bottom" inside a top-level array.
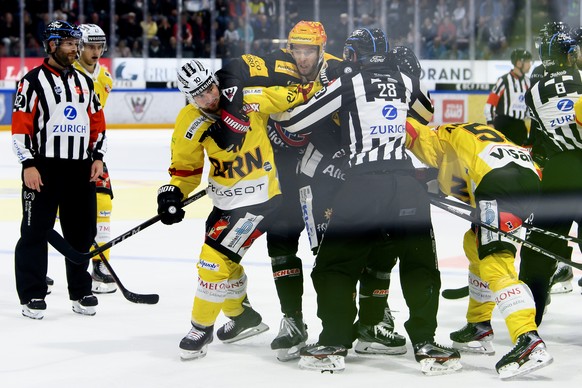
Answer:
[
  {"left": 510, "top": 48, "right": 532, "bottom": 65},
  {"left": 388, "top": 46, "right": 421, "bottom": 78},
  {"left": 343, "top": 28, "right": 389, "bottom": 64},
  {"left": 535, "top": 21, "right": 570, "bottom": 49},
  {"left": 539, "top": 32, "right": 578, "bottom": 72},
  {"left": 43, "top": 20, "right": 82, "bottom": 54}
]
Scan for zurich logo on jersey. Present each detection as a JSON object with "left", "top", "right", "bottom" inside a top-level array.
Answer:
[
  {"left": 382, "top": 105, "right": 398, "bottom": 120},
  {"left": 64, "top": 106, "right": 78, "bottom": 120},
  {"left": 557, "top": 99, "right": 574, "bottom": 112}
]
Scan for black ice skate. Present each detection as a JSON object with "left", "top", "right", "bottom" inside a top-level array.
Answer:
[
  {"left": 91, "top": 260, "right": 117, "bottom": 294},
  {"left": 413, "top": 340, "right": 462, "bottom": 375},
  {"left": 270, "top": 314, "right": 308, "bottom": 362},
  {"left": 354, "top": 320, "right": 407, "bottom": 355},
  {"left": 495, "top": 331, "right": 553, "bottom": 380},
  {"left": 22, "top": 299, "right": 46, "bottom": 320},
  {"left": 550, "top": 263, "right": 573, "bottom": 294},
  {"left": 72, "top": 295, "right": 98, "bottom": 316},
  {"left": 179, "top": 323, "right": 214, "bottom": 361},
  {"left": 298, "top": 344, "right": 348, "bottom": 373},
  {"left": 217, "top": 306, "right": 269, "bottom": 343},
  {"left": 450, "top": 320, "right": 495, "bottom": 355},
  {"left": 46, "top": 276, "right": 54, "bottom": 295}
]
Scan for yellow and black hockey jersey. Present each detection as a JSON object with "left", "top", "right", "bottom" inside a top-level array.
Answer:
[
  {"left": 73, "top": 61, "right": 113, "bottom": 107},
  {"left": 405, "top": 118, "right": 540, "bottom": 206},
  {"left": 168, "top": 83, "right": 318, "bottom": 211}
]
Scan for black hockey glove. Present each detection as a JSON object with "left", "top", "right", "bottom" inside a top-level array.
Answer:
[
  {"left": 201, "top": 110, "right": 250, "bottom": 152},
  {"left": 157, "top": 184, "right": 185, "bottom": 225}
]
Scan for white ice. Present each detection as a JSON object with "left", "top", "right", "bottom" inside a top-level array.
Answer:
[{"left": 1, "top": 130, "right": 581, "bottom": 387}]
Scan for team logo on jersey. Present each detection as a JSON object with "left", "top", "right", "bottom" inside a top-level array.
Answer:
[
  {"left": 269, "top": 121, "right": 309, "bottom": 148},
  {"left": 64, "top": 106, "right": 77, "bottom": 120},
  {"left": 208, "top": 217, "right": 230, "bottom": 240},
  {"left": 382, "top": 105, "right": 398, "bottom": 120},
  {"left": 557, "top": 98, "right": 574, "bottom": 111},
  {"left": 221, "top": 86, "right": 238, "bottom": 102}
]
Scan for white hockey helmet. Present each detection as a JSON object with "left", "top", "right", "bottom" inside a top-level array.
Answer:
[
  {"left": 79, "top": 24, "right": 107, "bottom": 52},
  {"left": 176, "top": 60, "right": 219, "bottom": 104}
]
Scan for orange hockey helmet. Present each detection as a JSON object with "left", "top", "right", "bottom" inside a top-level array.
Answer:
[{"left": 287, "top": 21, "right": 327, "bottom": 63}]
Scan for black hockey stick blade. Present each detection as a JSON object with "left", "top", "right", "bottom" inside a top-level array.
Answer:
[
  {"left": 93, "top": 242, "right": 159, "bottom": 304},
  {"left": 430, "top": 198, "right": 582, "bottom": 271},
  {"left": 441, "top": 286, "right": 469, "bottom": 299},
  {"left": 47, "top": 189, "right": 208, "bottom": 264}
]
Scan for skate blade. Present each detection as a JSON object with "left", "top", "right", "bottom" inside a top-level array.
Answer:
[
  {"left": 92, "top": 280, "right": 118, "bottom": 294},
  {"left": 498, "top": 348, "right": 553, "bottom": 380},
  {"left": 354, "top": 340, "right": 407, "bottom": 355},
  {"left": 419, "top": 358, "right": 463, "bottom": 376},
  {"left": 550, "top": 281, "right": 573, "bottom": 294},
  {"left": 180, "top": 345, "right": 208, "bottom": 361},
  {"left": 298, "top": 355, "right": 345, "bottom": 373},
  {"left": 452, "top": 339, "right": 495, "bottom": 355},
  {"left": 276, "top": 341, "right": 306, "bottom": 362},
  {"left": 221, "top": 322, "right": 269, "bottom": 344}
]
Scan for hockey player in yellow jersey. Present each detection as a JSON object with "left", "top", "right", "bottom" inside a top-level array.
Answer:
[
  {"left": 156, "top": 59, "right": 318, "bottom": 361},
  {"left": 73, "top": 24, "right": 116, "bottom": 294},
  {"left": 405, "top": 118, "right": 553, "bottom": 379}
]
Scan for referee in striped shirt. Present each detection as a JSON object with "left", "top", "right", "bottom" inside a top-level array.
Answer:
[
  {"left": 484, "top": 49, "right": 532, "bottom": 146},
  {"left": 11, "top": 20, "right": 107, "bottom": 319}
]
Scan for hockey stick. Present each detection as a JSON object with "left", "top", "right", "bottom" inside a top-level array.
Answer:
[
  {"left": 91, "top": 242, "right": 159, "bottom": 304},
  {"left": 430, "top": 198, "right": 582, "bottom": 271},
  {"left": 429, "top": 194, "right": 582, "bottom": 246},
  {"left": 47, "top": 189, "right": 208, "bottom": 264},
  {"left": 441, "top": 286, "right": 469, "bottom": 300}
]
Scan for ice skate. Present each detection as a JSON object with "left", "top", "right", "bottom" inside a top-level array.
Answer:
[
  {"left": 45, "top": 276, "right": 54, "bottom": 295},
  {"left": 72, "top": 295, "right": 98, "bottom": 316},
  {"left": 450, "top": 320, "right": 495, "bottom": 355},
  {"left": 91, "top": 260, "right": 117, "bottom": 294},
  {"left": 217, "top": 306, "right": 269, "bottom": 343},
  {"left": 495, "top": 331, "right": 553, "bottom": 380},
  {"left": 22, "top": 299, "right": 46, "bottom": 320},
  {"left": 270, "top": 315, "right": 308, "bottom": 361},
  {"left": 550, "top": 263, "right": 573, "bottom": 294},
  {"left": 354, "top": 320, "right": 407, "bottom": 355},
  {"left": 179, "top": 323, "right": 214, "bottom": 361},
  {"left": 298, "top": 344, "right": 347, "bottom": 373},
  {"left": 413, "top": 340, "right": 462, "bottom": 375}
]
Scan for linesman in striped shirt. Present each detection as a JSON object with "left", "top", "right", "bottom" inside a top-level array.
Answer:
[
  {"left": 484, "top": 49, "right": 532, "bottom": 146},
  {"left": 11, "top": 20, "right": 107, "bottom": 320}
]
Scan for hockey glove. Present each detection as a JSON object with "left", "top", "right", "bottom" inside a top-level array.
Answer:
[
  {"left": 201, "top": 110, "right": 250, "bottom": 152},
  {"left": 157, "top": 184, "right": 185, "bottom": 225}
]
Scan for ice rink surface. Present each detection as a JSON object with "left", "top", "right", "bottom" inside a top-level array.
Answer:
[{"left": 1, "top": 130, "right": 581, "bottom": 387}]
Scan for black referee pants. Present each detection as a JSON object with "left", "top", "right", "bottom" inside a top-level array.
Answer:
[
  {"left": 15, "top": 158, "right": 96, "bottom": 304},
  {"left": 312, "top": 172, "right": 441, "bottom": 347}
]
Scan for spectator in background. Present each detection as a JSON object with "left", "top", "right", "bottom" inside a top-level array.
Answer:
[
  {"left": 358, "top": 14, "right": 379, "bottom": 30},
  {"left": 174, "top": 12, "right": 193, "bottom": 55},
  {"left": 156, "top": 15, "right": 174, "bottom": 55},
  {"left": 114, "top": 38, "right": 133, "bottom": 57},
  {"left": 119, "top": 12, "right": 142, "bottom": 49},
  {"left": 327, "top": 13, "right": 349, "bottom": 58},
  {"left": 141, "top": 12, "right": 158, "bottom": 40},
  {"left": 223, "top": 19, "right": 240, "bottom": 57},
  {"left": 454, "top": 14, "right": 470, "bottom": 59},
  {"left": 148, "top": 35, "right": 164, "bottom": 57},
  {"left": 249, "top": 0, "right": 266, "bottom": 16},
  {"left": 487, "top": 18, "right": 507, "bottom": 58},
  {"left": 0, "top": 12, "right": 20, "bottom": 56},
  {"left": 434, "top": 0, "right": 450, "bottom": 25},
  {"left": 236, "top": 15, "right": 253, "bottom": 54},
  {"left": 435, "top": 14, "right": 457, "bottom": 59},
  {"left": 229, "top": 0, "right": 247, "bottom": 20},
  {"left": 215, "top": 0, "right": 231, "bottom": 31},
  {"left": 452, "top": 0, "right": 466, "bottom": 24},
  {"left": 191, "top": 13, "right": 208, "bottom": 57},
  {"left": 252, "top": 13, "right": 273, "bottom": 56},
  {"left": 420, "top": 16, "right": 438, "bottom": 59}
]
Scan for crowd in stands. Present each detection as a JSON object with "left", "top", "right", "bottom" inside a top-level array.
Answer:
[{"left": 0, "top": 0, "right": 578, "bottom": 60}]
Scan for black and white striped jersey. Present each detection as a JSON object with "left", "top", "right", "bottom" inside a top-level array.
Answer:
[
  {"left": 12, "top": 58, "right": 106, "bottom": 168},
  {"left": 525, "top": 67, "right": 582, "bottom": 152},
  {"left": 275, "top": 58, "right": 422, "bottom": 173},
  {"left": 484, "top": 70, "right": 530, "bottom": 122}
]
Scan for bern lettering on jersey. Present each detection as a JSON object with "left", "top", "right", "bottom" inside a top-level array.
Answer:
[{"left": 209, "top": 147, "right": 263, "bottom": 179}]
